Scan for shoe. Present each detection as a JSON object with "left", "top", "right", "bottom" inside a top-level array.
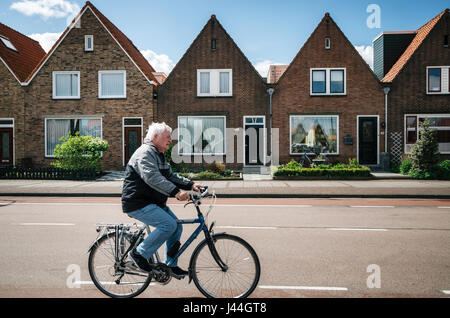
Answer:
[
  {"left": 169, "top": 266, "right": 188, "bottom": 279},
  {"left": 129, "top": 249, "right": 154, "bottom": 272}
]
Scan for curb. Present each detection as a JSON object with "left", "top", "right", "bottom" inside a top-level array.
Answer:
[{"left": 1, "top": 193, "right": 449, "bottom": 199}]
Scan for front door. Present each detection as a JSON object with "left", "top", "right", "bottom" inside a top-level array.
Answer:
[
  {"left": 244, "top": 117, "right": 264, "bottom": 166},
  {"left": 124, "top": 126, "right": 142, "bottom": 165},
  {"left": 358, "top": 117, "right": 378, "bottom": 165},
  {"left": 0, "top": 128, "right": 13, "bottom": 166}
]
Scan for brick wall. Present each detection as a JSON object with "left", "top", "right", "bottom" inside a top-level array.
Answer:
[
  {"left": 24, "top": 8, "right": 155, "bottom": 170},
  {"left": 272, "top": 14, "right": 385, "bottom": 165},
  {"left": 0, "top": 63, "right": 25, "bottom": 165},
  {"left": 157, "top": 16, "right": 269, "bottom": 170},
  {"left": 387, "top": 11, "right": 450, "bottom": 163}
]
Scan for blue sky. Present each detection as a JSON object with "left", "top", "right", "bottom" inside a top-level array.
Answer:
[{"left": 1, "top": 0, "right": 448, "bottom": 76}]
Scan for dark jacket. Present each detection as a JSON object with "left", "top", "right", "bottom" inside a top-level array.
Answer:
[{"left": 121, "top": 142, "right": 193, "bottom": 213}]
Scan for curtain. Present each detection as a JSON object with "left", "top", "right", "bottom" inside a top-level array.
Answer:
[
  {"left": 101, "top": 73, "right": 124, "bottom": 96},
  {"left": 80, "top": 119, "right": 101, "bottom": 138},
  {"left": 179, "top": 117, "right": 225, "bottom": 154},
  {"left": 219, "top": 72, "right": 230, "bottom": 93},
  {"left": 312, "top": 70, "right": 326, "bottom": 93},
  {"left": 47, "top": 119, "right": 70, "bottom": 156},
  {"left": 330, "top": 70, "right": 344, "bottom": 93},
  {"left": 291, "top": 116, "right": 337, "bottom": 153},
  {"left": 56, "top": 74, "right": 78, "bottom": 97},
  {"left": 202, "top": 117, "right": 225, "bottom": 153},
  {"left": 200, "top": 72, "right": 210, "bottom": 94}
]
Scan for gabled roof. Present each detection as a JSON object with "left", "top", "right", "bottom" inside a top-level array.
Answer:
[
  {"left": 382, "top": 9, "right": 449, "bottom": 83},
  {"left": 0, "top": 22, "right": 46, "bottom": 83},
  {"left": 276, "top": 13, "right": 380, "bottom": 87},
  {"left": 26, "top": 1, "right": 157, "bottom": 85},
  {"left": 164, "top": 14, "right": 266, "bottom": 85}
]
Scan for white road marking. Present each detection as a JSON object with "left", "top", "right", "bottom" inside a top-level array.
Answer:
[
  {"left": 259, "top": 285, "right": 347, "bottom": 291},
  {"left": 75, "top": 281, "right": 156, "bottom": 286},
  {"left": 350, "top": 206, "right": 395, "bottom": 208},
  {"left": 327, "top": 228, "right": 387, "bottom": 231},
  {"left": 442, "top": 290, "right": 450, "bottom": 294},
  {"left": 216, "top": 225, "right": 278, "bottom": 230},
  {"left": 438, "top": 207, "right": 450, "bottom": 209},
  {"left": 7, "top": 202, "right": 313, "bottom": 208},
  {"left": 17, "top": 223, "right": 75, "bottom": 226}
]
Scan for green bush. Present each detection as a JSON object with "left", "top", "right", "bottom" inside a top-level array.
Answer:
[
  {"left": 410, "top": 118, "right": 439, "bottom": 178},
  {"left": 193, "top": 171, "right": 223, "bottom": 179},
  {"left": 206, "top": 162, "right": 226, "bottom": 175},
  {"left": 51, "top": 133, "right": 109, "bottom": 173},
  {"left": 438, "top": 160, "right": 450, "bottom": 180},
  {"left": 274, "top": 158, "right": 371, "bottom": 178},
  {"left": 399, "top": 158, "right": 412, "bottom": 175}
]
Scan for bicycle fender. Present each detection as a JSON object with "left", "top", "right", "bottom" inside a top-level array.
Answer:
[{"left": 188, "top": 232, "right": 227, "bottom": 284}]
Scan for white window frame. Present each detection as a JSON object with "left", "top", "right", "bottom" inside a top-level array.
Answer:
[
  {"left": 44, "top": 116, "right": 103, "bottom": 158},
  {"left": 404, "top": 114, "right": 450, "bottom": 154},
  {"left": 52, "top": 71, "right": 80, "bottom": 99},
  {"left": 289, "top": 115, "right": 340, "bottom": 155},
  {"left": 325, "top": 37, "right": 331, "bottom": 50},
  {"left": 177, "top": 115, "right": 227, "bottom": 155},
  {"left": 197, "top": 69, "right": 232, "bottom": 97},
  {"left": 98, "top": 70, "right": 127, "bottom": 99},
  {"left": 0, "top": 118, "right": 15, "bottom": 165},
  {"left": 310, "top": 68, "right": 346, "bottom": 96},
  {"left": 85, "top": 35, "right": 94, "bottom": 51},
  {"left": 426, "top": 66, "right": 449, "bottom": 95}
]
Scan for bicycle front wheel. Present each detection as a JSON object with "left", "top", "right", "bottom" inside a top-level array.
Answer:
[
  {"left": 190, "top": 233, "right": 260, "bottom": 298},
  {"left": 88, "top": 232, "right": 152, "bottom": 298}
]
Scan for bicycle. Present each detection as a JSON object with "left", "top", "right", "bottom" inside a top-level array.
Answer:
[{"left": 87, "top": 187, "right": 261, "bottom": 298}]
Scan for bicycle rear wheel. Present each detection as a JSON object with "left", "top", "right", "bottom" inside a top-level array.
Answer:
[
  {"left": 88, "top": 231, "right": 152, "bottom": 298},
  {"left": 190, "top": 233, "right": 260, "bottom": 298}
]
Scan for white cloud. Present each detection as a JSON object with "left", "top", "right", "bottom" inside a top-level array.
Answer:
[
  {"left": 140, "top": 49, "right": 175, "bottom": 75},
  {"left": 355, "top": 45, "right": 374, "bottom": 70},
  {"left": 10, "top": 0, "right": 80, "bottom": 23},
  {"left": 28, "top": 32, "right": 61, "bottom": 52},
  {"left": 253, "top": 60, "right": 286, "bottom": 78}
]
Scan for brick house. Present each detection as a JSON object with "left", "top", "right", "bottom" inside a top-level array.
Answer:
[
  {"left": 157, "top": 15, "right": 271, "bottom": 172},
  {"left": 377, "top": 9, "right": 450, "bottom": 165},
  {"left": 22, "top": 1, "right": 158, "bottom": 170},
  {"left": 0, "top": 23, "right": 46, "bottom": 167},
  {"left": 272, "top": 13, "right": 385, "bottom": 167}
]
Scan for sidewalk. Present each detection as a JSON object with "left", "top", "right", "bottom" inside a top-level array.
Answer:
[{"left": 1, "top": 172, "right": 449, "bottom": 198}]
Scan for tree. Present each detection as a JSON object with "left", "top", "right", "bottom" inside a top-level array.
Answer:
[
  {"left": 51, "top": 133, "right": 109, "bottom": 173},
  {"left": 409, "top": 118, "right": 439, "bottom": 179}
]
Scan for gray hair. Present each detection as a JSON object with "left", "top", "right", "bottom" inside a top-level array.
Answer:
[{"left": 144, "top": 122, "right": 172, "bottom": 144}]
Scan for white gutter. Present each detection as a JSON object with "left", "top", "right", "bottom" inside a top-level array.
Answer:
[{"left": 383, "top": 87, "right": 390, "bottom": 153}]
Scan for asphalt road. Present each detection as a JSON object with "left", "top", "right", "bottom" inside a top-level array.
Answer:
[{"left": 0, "top": 196, "right": 449, "bottom": 298}]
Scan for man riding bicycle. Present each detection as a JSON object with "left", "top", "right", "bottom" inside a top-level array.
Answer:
[{"left": 121, "top": 122, "right": 201, "bottom": 279}]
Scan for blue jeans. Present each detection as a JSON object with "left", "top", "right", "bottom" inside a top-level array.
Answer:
[{"left": 128, "top": 204, "right": 182, "bottom": 266}]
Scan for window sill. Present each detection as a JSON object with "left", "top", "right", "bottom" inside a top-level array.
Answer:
[
  {"left": 52, "top": 97, "right": 81, "bottom": 100},
  {"left": 197, "top": 95, "right": 233, "bottom": 98},
  {"left": 310, "top": 93, "right": 346, "bottom": 97},
  {"left": 98, "top": 96, "right": 127, "bottom": 99}
]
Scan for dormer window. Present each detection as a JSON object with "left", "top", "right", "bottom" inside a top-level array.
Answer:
[
  {"left": 0, "top": 36, "right": 18, "bottom": 52},
  {"left": 325, "top": 37, "right": 331, "bottom": 50},
  {"left": 85, "top": 35, "right": 94, "bottom": 51}
]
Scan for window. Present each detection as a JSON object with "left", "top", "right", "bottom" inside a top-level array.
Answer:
[
  {"left": 290, "top": 115, "right": 339, "bottom": 155},
  {"left": 197, "top": 69, "right": 232, "bottom": 96},
  {"left": 325, "top": 37, "right": 331, "bottom": 50},
  {"left": 312, "top": 70, "right": 326, "bottom": 93},
  {"left": 0, "top": 36, "right": 17, "bottom": 51},
  {"left": 405, "top": 114, "right": 450, "bottom": 154},
  {"left": 426, "top": 66, "right": 450, "bottom": 94},
  {"left": 85, "top": 35, "right": 94, "bottom": 51},
  {"left": 52, "top": 71, "right": 80, "bottom": 99},
  {"left": 428, "top": 68, "right": 441, "bottom": 92},
  {"left": 45, "top": 118, "right": 102, "bottom": 157},
  {"left": 444, "top": 35, "right": 449, "bottom": 48},
  {"left": 99, "top": 70, "right": 126, "bottom": 98},
  {"left": 310, "top": 68, "right": 346, "bottom": 95},
  {"left": 211, "top": 39, "right": 216, "bottom": 50},
  {"left": 178, "top": 116, "right": 226, "bottom": 155}
]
